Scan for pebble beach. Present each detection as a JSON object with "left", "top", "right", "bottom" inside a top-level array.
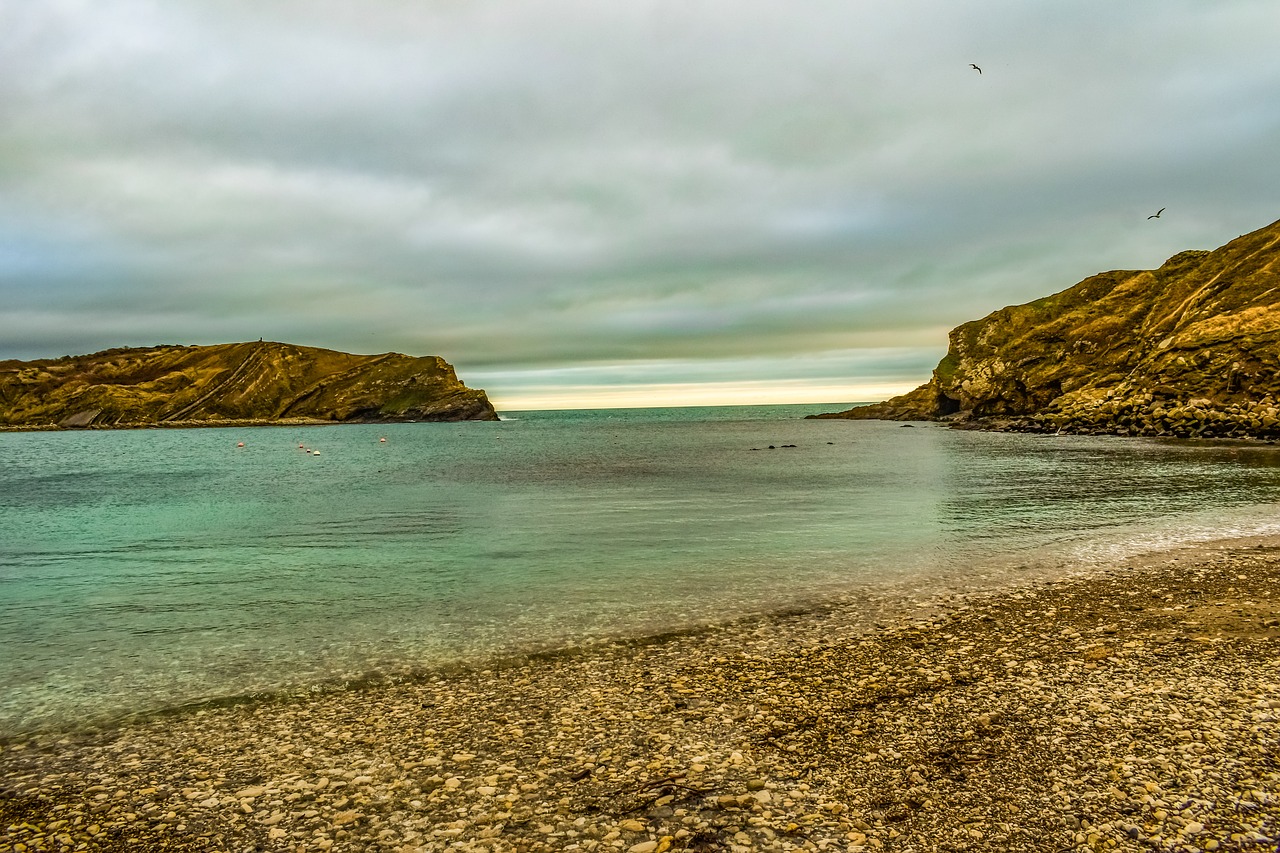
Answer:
[{"left": 3, "top": 543, "right": 1279, "bottom": 853}]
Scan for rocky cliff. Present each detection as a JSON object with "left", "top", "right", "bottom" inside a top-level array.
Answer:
[
  {"left": 812, "top": 216, "right": 1280, "bottom": 438},
  {"left": 0, "top": 341, "right": 499, "bottom": 429}
]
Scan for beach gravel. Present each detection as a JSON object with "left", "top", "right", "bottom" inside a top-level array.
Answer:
[{"left": 2, "top": 545, "right": 1279, "bottom": 852}]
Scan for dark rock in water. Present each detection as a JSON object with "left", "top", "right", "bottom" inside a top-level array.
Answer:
[
  {"left": 0, "top": 341, "right": 499, "bottom": 430},
  {"left": 809, "top": 215, "right": 1280, "bottom": 440}
]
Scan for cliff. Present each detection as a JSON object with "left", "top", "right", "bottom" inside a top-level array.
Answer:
[
  {"left": 812, "top": 216, "right": 1280, "bottom": 438},
  {"left": 0, "top": 341, "right": 499, "bottom": 429}
]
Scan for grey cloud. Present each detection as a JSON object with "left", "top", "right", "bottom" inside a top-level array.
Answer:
[{"left": 2, "top": 1, "right": 1279, "bottom": 405}]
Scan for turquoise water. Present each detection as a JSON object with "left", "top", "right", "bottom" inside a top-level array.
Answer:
[{"left": 4, "top": 403, "right": 1280, "bottom": 734}]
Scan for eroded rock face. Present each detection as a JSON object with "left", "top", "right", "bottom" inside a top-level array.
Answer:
[
  {"left": 0, "top": 341, "right": 499, "bottom": 429},
  {"left": 813, "top": 217, "right": 1280, "bottom": 439}
]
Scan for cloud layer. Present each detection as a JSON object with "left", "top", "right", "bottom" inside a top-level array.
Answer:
[{"left": 3, "top": 1, "right": 1279, "bottom": 408}]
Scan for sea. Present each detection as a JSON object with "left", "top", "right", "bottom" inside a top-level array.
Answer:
[{"left": 4, "top": 403, "right": 1280, "bottom": 736}]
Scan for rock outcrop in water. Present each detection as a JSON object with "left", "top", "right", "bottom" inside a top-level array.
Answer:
[
  {"left": 0, "top": 341, "right": 499, "bottom": 429},
  {"left": 812, "top": 216, "right": 1280, "bottom": 439}
]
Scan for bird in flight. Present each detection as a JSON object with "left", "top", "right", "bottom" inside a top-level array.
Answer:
[
  {"left": 970, "top": 64, "right": 982, "bottom": 74},
  {"left": 1148, "top": 207, "right": 1165, "bottom": 219}
]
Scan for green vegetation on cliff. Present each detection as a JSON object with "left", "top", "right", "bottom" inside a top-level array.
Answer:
[
  {"left": 0, "top": 341, "right": 499, "bottom": 429},
  {"left": 813, "top": 216, "right": 1280, "bottom": 438}
]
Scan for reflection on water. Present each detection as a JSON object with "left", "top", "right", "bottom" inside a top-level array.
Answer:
[{"left": 3, "top": 404, "right": 1280, "bottom": 733}]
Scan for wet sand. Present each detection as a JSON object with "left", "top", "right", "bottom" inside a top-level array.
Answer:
[{"left": 2, "top": 543, "right": 1279, "bottom": 852}]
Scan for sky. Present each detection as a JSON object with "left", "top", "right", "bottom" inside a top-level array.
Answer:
[{"left": 3, "top": 1, "right": 1279, "bottom": 410}]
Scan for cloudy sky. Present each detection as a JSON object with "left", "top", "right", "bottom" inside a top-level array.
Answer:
[{"left": 3, "top": 1, "right": 1279, "bottom": 409}]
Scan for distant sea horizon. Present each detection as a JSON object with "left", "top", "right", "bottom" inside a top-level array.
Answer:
[
  {"left": 492, "top": 400, "right": 868, "bottom": 414},
  {"left": 4, "top": 403, "right": 1280, "bottom": 736}
]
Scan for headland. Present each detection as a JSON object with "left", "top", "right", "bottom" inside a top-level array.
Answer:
[
  {"left": 0, "top": 341, "right": 498, "bottom": 430},
  {"left": 812, "top": 216, "right": 1280, "bottom": 440}
]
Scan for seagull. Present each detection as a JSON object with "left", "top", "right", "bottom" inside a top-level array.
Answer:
[
  {"left": 970, "top": 64, "right": 982, "bottom": 74},
  {"left": 1148, "top": 207, "right": 1165, "bottom": 219}
]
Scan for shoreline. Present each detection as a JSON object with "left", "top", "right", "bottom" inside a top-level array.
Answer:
[
  {"left": 3, "top": 543, "right": 1279, "bottom": 851},
  {"left": 3, "top": 528, "right": 1260, "bottom": 743},
  {"left": 0, "top": 418, "right": 336, "bottom": 432},
  {"left": 0, "top": 416, "right": 499, "bottom": 433}
]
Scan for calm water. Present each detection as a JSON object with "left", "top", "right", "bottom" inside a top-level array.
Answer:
[{"left": 4, "top": 404, "right": 1280, "bottom": 735}]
